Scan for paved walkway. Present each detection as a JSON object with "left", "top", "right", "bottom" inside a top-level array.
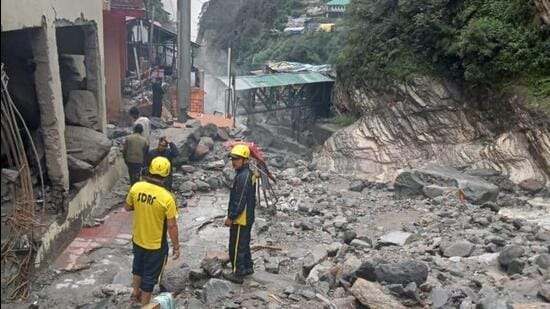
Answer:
[{"left": 53, "top": 210, "right": 133, "bottom": 272}]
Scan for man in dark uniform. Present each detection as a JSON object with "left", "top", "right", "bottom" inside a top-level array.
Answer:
[
  {"left": 223, "top": 144, "right": 257, "bottom": 284},
  {"left": 151, "top": 77, "right": 164, "bottom": 118},
  {"left": 147, "top": 136, "right": 179, "bottom": 191}
]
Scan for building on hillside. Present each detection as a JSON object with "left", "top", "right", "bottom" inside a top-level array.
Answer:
[
  {"left": 325, "top": 0, "right": 350, "bottom": 18},
  {"left": 103, "top": 0, "right": 146, "bottom": 122}
]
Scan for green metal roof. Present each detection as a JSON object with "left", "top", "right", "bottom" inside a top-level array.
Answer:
[
  {"left": 219, "top": 72, "right": 334, "bottom": 91},
  {"left": 326, "top": 0, "right": 350, "bottom": 6}
]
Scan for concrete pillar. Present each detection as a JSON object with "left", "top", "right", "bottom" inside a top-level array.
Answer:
[
  {"left": 83, "top": 24, "right": 107, "bottom": 132},
  {"left": 31, "top": 20, "right": 70, "bottom": 193}
]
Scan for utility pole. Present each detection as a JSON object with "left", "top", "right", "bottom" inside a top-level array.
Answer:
[
  {"left": 226, "top": 47, "right": 232, "bottom": 117},
  {"left": 149, "top": 5, "right": 155, "bottom": 65},
  {"left": 177, "top": 0, "right": 191, "bottom": 121}
]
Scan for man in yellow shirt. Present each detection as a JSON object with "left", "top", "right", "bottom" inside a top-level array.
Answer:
[{"left": 124, "top": 157, "right": 180, "bottom": 306}]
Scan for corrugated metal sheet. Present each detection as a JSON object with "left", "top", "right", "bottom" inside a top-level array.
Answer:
[
  {"left": 219, "top": 72, "right": 334, "bottom": 91},
  {"left": 326, "top": 0, "right": 350, "bottom": 5}
]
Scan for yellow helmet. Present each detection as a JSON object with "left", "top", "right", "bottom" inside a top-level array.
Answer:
[
  {"left": 229, "top": 144, "right": 250, "bottom": 159},
  {"left": 149, "top": 156, "right": 171, "bottom": 177}
]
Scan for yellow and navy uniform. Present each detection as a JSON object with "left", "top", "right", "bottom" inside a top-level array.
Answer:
[
  {"left": 126, "top": 180, "right": 178, "bottom": 250},
  {"left": 227, "top": 164, "right": 257, "bottom": 275}
]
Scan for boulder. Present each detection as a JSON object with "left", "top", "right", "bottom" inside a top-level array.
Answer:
[
  {"left": 423, "top": 185, "right": 454, "bottom": 199},
  {"left": 534, "top": 254, "right": 550, "bottom": 270},
  {"left": 195, "top": 180, "right": 211, "bottom": 192},
  {"left": 303, "top": 245, "right": 328, "bottom": 276},
  {"left": 350, "top": 239, "right": 371, "bottom": 249},
  {"left": 498, "top": 245, "right": 524, "bottom": 268},
  {"left": 199, "top": 136, "right": 215, "bottom": 149},
  {"left": 518, "top": 178, "right": 545, "bottom": 193},
  {"left": 216, "top": 128, "right": 230, "bottom": 141},
  {"left": 67, "top": 155, "right": 94, "bottom": 183},
  {"left": 160, "top": 266, "right": 189, "bottom": 292},
  {"left": 351, "top": 278, "right": 405, "bottom": 309},
  {"left": 353, "top": 260, "right": 379, "bottom": 282},
  {"left": 201, "top": 257, "right": 223, "bottom": 278},
  {"left": 181, "top": 165, "right": 195, "bottom": 173},
  {"left": 343, "top": 231, "right": 357, "bottom": 244},
  {"left": 539, "top": 284, "right": 550, "bottom": 302},
  {"left": 65, "top": 126, "right": 111, "bottom": 166},
  {"left": 378, "top": 231, "right": 415, "bottom": 247},
  {"left": 349, "top": 180, "right": 365, "bottom": 192},
  {"left": 442, "top": 241, "right": 475, "bottom": 257},
  {"left": 431, "top": 287, "right": 450, "bottom": 308},
  {"left": 305, "top": 263, "right": 330, "bottom": 285},
  {"left": 200, "top": 123, "right": 218, "bottom": 139},
  {"left": 374, "top": 260, "right": 429, "bottom": 285},
  {"left": 394, "top": 165, "right": 499, "bottom": 204},
  {"left": 331, "top": 297, "right": 357, "bottom": 309},
  {"left": 202, "top": 279, "right": 235, "bottom": 304},
  {"left": 64, "top": 90, "right": 100, "bottom": 130},
  {"left": 265, "top": 257, "right": 280, "bottom": 274},
  {"left": 164, "top": 127, "right": 202, "bottom": 164},
  {"left": 193, "top": 137, "right": 214, "bottom": 160},
  {"left": 506, "top": 259, "right": 525, "bottom": 275}
]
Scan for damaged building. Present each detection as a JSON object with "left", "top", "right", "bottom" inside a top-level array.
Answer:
[{"left": 1, "top": 0, "right": 126, "bottom": 301}]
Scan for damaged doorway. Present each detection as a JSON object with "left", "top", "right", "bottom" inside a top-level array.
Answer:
[{"left": 55, "top": 25, "right": 102, "bottom": 132}]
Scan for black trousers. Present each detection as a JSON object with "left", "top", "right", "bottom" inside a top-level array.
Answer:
[
  {"left": 126, "top": 162, "right": 143, "bottom": 185},
  {"left": 228, "top": 223, "right": 253, "bottom": 275},
  {"left": 152, "top": 99, "right": 162, "bottom": 118}
]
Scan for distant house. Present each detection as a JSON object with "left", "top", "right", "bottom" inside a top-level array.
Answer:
[{"left": 325, "top": 0, "right": 350, "bottom": 18}]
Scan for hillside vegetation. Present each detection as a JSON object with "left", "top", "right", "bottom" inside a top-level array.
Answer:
[
  {"left": 199, "top": 0, "right": 341, "bottom": 70},
  {"left": 338, "top": 0, "right": 550, "bottom": 106}
]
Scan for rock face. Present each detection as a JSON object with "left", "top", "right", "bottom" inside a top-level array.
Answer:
[
  {"left": 314, "top": 76, "right": 550, "bottom": 185},
  {"left": 64, "top": 90, "right": 100, "bottom": 130},
  {"left": 394, "top": 165, "right": 499, "bottom": 204},
  {"left": 65, "top": 126, "right": 111, "bottom": 166},
  {"left": 351, "top": 278, "right": 405, "bottom": 308}
]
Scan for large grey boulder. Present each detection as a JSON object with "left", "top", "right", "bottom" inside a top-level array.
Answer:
[
  {"left": 498, "top": 245, "right": 524, "bottom": 268},
  {"left": 351, "top": 278, "right": 405, "bottom": 309},
  {"left": 202, "top": 279, "right": 235, "bottom": 304},
  {"left": 200, "top": 123, "right": 218, "bottom": 139},
  {"left": 160, "top": 267, "right": 189, "bottom": 292},
  {"left": 65, "top": 126, "right": 111, "bottom": 166},
  {"left": 374, "top": 260, "right": 429, "bottom": 285},
  {"left": 159, "top": 127, "right": 201, "bottom": 165},
  {"left": 394, "top": 165, "right": 499, "bottom": 204},
  {"left": 65, "top": 90, "right": 100, "bottom": 130}
]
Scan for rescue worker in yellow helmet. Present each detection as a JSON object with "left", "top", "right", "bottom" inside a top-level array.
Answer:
[
  {"left": 223, "top": 144, "right": 257, "bottom": 284},
  {"left": 124, "top": 156, "right": 180, "bottom": 305}
]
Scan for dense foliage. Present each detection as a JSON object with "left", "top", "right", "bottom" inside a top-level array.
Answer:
[{"left": 338, "top": 0, "right": 550, "bottom": 93}]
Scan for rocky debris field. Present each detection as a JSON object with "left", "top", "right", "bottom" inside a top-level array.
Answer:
[{"left": 13, "top": 120, "right": 550, "bottom": 309}]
